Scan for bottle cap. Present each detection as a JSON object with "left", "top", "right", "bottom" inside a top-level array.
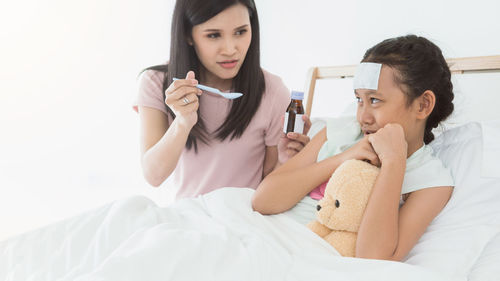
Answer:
[{"left": 291, "top": 91, "right": 304, "bottom": 100}]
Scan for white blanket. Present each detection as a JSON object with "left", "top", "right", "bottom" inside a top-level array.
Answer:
[{"left": 1, "top": 188, "right": 456, "bottom": 281}]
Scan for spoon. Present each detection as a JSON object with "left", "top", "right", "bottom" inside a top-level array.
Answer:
[{"left": 173, "top": 78, "right": 243, "bottom": 99}]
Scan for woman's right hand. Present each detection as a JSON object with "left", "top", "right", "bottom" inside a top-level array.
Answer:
[
  {"left": 339, "top": 136, "right": 381, "bottom": 167},
  {"left": 164, "top": 71, "right": 202, "bottom": 128}
]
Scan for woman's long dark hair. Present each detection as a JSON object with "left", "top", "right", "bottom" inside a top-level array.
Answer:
[
  {"left": 145, "top": 0, "right": 265, "bottom": 152},
  {"left": 362, "top": 35, "right": 455, "bottom": 144}
]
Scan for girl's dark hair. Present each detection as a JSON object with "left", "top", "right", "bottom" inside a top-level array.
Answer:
[
  {"left": 361, "top": 35, "right": 454, "bottom": 144},
  {"left": 144, "top": 0, "right": 265, "bottom": 152}
]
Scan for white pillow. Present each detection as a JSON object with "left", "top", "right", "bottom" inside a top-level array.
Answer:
[
  {"left": 468, "top": 232, "right": 500, "bottom": 281},
  {"left": 307, "top": 117, "right": 328, "bottom": 138},
  {"left": 480, "top": 120, "right": 500, "bottom": 178},
  {"left": 404, "top": 122, "right": 500, "bottom": 279}
]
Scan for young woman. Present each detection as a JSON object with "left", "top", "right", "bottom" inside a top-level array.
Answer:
[
  {"left": 133, "top": 0, "right": 310, "bottom": 199},
  {"left": 252, "top": 35, "right": 455, "bottom": 261}
]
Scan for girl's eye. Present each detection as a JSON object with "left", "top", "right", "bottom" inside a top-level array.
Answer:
[
  {"left": 235, "top": 29, "right": 247, "bottom": 36},
  {"left": 355, "top": 97, "right": 362, "bottom": 103},
  {"left": 207, "top": 33, "right": 221, "bottom": 39},
  {"left": 371, "top": 98, "right": 381, "bottom": 104}
]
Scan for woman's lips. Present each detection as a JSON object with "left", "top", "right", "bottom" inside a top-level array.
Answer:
[{"left": 218, "top": 60, "right": 238, "bottom": 69}]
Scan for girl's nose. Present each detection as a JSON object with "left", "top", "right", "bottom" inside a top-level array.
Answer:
[{"left": 358, "top": 106, "right": 374, "bottom": 125}]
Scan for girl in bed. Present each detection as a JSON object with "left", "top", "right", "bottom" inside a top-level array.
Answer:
[
  {"left": 252, "top": 35, "right": 455, "bottom": 261},
  {"left": 133, "top": 0, "right": 310, "bottom": 199}
]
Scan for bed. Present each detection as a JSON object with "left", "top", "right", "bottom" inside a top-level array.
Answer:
[{"left": 1, "top": 56, "right": 500, "bottom": 281}]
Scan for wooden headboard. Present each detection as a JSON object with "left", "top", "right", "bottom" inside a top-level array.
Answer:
[{"left": 304, "top": 55, "right": 500, "bottom": 116}]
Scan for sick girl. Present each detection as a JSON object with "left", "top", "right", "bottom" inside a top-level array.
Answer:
[{"left": 252, "top": 35, "right": 455, "bottom": 261}]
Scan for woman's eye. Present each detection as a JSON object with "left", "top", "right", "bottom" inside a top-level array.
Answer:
[
  {"left": 235, "top": 29, "right": 247, "bottom": 36},
  {"left": 371, "top": 98, "right": 381, "bottom": 104},
  {"left": 355, "top": 97, "right": 362, "bottom": 103},
  {"left": 207, "top": 33, "right": 220, "bottom": 39}
]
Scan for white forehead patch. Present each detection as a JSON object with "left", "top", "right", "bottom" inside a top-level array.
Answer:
[{"left": 353, "top": 62, "right": 382, "bottom": 90}]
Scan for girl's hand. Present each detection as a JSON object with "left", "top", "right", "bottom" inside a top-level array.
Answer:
[
  {"left": 164, "top": 71, "right": 202, "bottom": 128},
  {"left": 367, "top": 123, "right": 408, "bottom": 165},
  {"left": 278, "top": 115, "right": 312, "bottom": 163},
  {"left": 340, "top": 135, "right": 381, "bottom": 167}
]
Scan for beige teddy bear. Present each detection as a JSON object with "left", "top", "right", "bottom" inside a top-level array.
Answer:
[{"left": 307, "top": 159, "right": 379, "bottom": 257}]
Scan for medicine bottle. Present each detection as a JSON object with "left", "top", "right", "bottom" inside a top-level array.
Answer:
[{"left": 283, "top": 91, "right": 305, "bottom": 134}]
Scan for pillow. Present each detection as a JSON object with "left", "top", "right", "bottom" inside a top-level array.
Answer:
[
  {"left": 403, "top": 122, "right": 500, "bottom": 279},
  {"left": 307, "top": 117, "right": 328, "bottom": 138},
  {"left": 468, "top": 232, "right": 500, "bottom": 281},
  {"left": 480, "top": 120, "right": 500, "bottom": 178}
]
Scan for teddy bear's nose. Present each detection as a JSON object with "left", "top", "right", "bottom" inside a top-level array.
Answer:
[{"left": 316, "top": 205, "right": 321, "bottom": 211}]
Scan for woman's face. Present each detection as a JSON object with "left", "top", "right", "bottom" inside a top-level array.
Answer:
[
  {"left": 355, "top": 65, "right": 420, "bottom": 141},
  {"left": 190, "top": 3, "right": 252, "bottom": 84}
]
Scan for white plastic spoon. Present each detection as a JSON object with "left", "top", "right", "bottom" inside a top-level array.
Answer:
[{"left": 173, "top": 78, "right": 243, "bottom": 99}]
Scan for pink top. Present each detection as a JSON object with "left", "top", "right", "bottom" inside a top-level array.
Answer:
[{"left": 133, "top": 69, "right": 290, "bottom": 199}]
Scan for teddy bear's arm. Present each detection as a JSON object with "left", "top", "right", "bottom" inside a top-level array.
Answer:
[
  {"left": 325, "top": 231, "right": 358, "bottom": 257},
  {"left": 307, "top": 220, "right": 332, "bottom": 238}
]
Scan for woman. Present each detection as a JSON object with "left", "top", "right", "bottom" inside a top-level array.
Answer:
[{"left": 134, "top": 0, "right": 310, "bottom": 199}]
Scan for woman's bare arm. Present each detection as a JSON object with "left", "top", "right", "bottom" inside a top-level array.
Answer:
[{"left": 139, "top": 106, "right": 191, "bottom": 187}]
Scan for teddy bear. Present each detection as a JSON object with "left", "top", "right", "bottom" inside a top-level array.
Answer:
[{"left": 307, "top": 159, "right": 379, "bottom": 257}]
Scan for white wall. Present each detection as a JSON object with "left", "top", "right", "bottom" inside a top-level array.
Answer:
[
  {"left": 1, "top": 0, "right": 499, "bottom": 240},
  {"left": 0, "top": 0, "right": 176, "bottom": 240}
]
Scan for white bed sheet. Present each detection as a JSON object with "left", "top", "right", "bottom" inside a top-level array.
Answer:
[{"left": 0, "top": 188, "right": 453, "bottom": 281}]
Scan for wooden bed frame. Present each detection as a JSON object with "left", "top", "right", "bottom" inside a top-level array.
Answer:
[{"left": 304, "top": 55, "right": 500, "bottom": 115}]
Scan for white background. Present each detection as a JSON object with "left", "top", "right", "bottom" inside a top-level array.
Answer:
[{"left": 1, "top": 0, "right": 499, "bottom": 240}]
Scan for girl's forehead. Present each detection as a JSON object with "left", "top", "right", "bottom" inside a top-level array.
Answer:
[
  {"left": 353, "top": 63, "right": 401, "bottom": 95},
  {"left": 353, "top": 62, "right": 382, "bottom": 91},
  {"left": 378, "top": 67, "right": 403, "bottom": 91}
]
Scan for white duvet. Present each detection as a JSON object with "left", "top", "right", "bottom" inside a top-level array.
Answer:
[{"left": 1, "top": 188, "right": 456, "bottom": 281}]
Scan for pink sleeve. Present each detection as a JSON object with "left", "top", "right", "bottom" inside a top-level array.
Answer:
[
  {"left": 264, "top": 72, "right": 291, "bottom": 146},
  {"left": 132, "top": 70, "right": 168, "bottom": 115}
]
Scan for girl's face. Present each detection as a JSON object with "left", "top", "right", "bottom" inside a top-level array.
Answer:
[
  {"left": 355, "top": 65, "right": 421, "bottom": 142},
  {"left": 190, "top": 4, "right": 252, "bottom": 84}
]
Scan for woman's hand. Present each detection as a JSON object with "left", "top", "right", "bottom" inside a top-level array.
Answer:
[
  {"left": 164, "top": 71, "right": 202, "bottom": 128},
  {"left": 278, "top": 114, "right": 312, "bottom": 163},
  {"left": 340, "top": 135, "right": 381, "bottom": 167},
  {"left": 367, "top": 123, "right": 408, "bottom": 165}
]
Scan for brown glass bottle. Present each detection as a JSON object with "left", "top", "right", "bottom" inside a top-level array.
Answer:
[{"left": 284, "top": 91, "right": 305, "bottom": 134}]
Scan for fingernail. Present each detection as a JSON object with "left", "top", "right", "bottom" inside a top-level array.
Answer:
[{"left": 191, "top": 79, "right": 198, "bottom": 85}]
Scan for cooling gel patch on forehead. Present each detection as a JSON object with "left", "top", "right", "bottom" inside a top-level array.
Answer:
[{"left": 353, "top": 62, "right": 382, "bottom": 90}]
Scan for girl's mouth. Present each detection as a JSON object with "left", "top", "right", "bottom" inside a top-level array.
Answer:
[
  {"left": 363, "top": 130, "right": 376, "bottom": 135},
  {"left": 218, "top": 60, "right": 238, "bottom": 69}
]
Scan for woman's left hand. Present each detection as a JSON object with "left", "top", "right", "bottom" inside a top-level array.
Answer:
[
  {"left": 367, "top": 123, "right": 408, "bottom": 165},
  {"left": 278, "top": 114, "right": 312, "bottom": 163}
]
